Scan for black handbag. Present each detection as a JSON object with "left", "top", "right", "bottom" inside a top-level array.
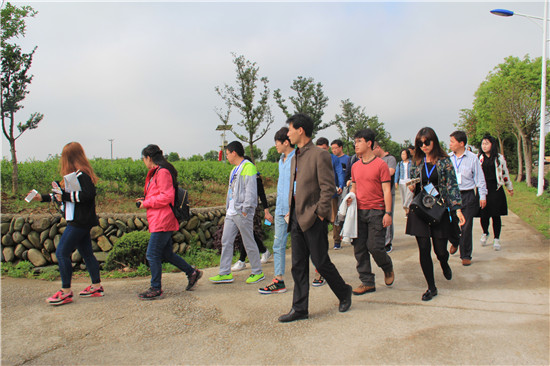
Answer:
[{"left": 409, "top": 166, "right": 446, "bottom": 226}]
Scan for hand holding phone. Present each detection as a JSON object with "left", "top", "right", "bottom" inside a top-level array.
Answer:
[{"left": 25, "top": 189, "right": 38, "bottom": 203}]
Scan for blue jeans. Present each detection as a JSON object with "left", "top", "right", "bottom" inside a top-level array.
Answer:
[
  {"left": 56, "top": 224, "right": 101, "bottom": 289},
  {"left": 273, "top": 214, "right": 289, "bottom": 276},
  {"left": 147, "top": 231, "right": 194, "bottom": 289}
]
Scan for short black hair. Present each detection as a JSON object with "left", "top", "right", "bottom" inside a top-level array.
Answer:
[
  {"left": 315, "top": 137, "right": 329, "bottom": 146},
  {"left": 353, "top": 129, "right": 376, "bottom": 148},
  {"left": 274, "top": 127, "right": 294, "bottom": 147},
  {"left": 286, "top": 113, "right": 314, "bottom": 137},
  {"left": 450, "top": 130, "right": 468, "bottom": 145},
  {"left": 331, "top": 139, "right": 343, "bottom": 147},
  {"left": 226, "top": 141, "right": 244, "bottom": 157}
]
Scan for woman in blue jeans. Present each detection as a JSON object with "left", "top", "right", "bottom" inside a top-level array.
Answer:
[
  {"left": 136, "top": 144, "right": 202, "bottom": 300},
  {"left": 31, "top": 142, "right": 103, "bottom": 306}
]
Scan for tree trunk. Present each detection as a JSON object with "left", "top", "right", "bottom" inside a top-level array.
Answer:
[
  {"left": 10, "top": 138, "right": 18, "bottom": 194},
  {"left": 515, "top": 133, "right": 524, "bottom": 182},
  {"left": 497, "top": 136, "right": 504, "bottom": 156},
  {"left": 521, "top": 132, "right": 533, "bottom": 187}
]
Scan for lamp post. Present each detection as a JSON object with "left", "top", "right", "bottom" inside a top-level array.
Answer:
[{"left": 491, "top": 2, "right": 548, "bottom": 196}]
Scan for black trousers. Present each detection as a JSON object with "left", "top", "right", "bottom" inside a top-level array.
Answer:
[
  {"left": 290, "top": 210, "right": 348, "bottom": 314},
  {"left": 458, "top": 190, "right": 478, "bottom": 260},
  {"left": 415, "top": 236, "right": 450, "bottom": 291}
]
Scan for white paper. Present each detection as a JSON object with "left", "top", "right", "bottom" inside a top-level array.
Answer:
[{"left": 63, "top": 172, "right": 81, "bottom": 221}]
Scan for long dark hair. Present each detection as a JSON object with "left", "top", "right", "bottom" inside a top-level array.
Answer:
[
  {"left": 479, "top": 135, "right": 500, "bottom": 165},
  {"left": 413, "top": 127, "right": 448, "bottom": 165},
  {"left": 141, "top": 144, "right": 177, "bottom": 186}
]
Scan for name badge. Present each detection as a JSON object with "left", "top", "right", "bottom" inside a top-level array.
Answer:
[
  {"left": 293, "top": 181, "right": 297, "bottom": 195},
  {"left": 228, "top": 188, "right": 233, "bottom": 200},
  {"left": 423, "top": 183, "right": 439, "bottom": 197},
  {"left": 456, "top": 172, "right": 462, "bottom": 185}
]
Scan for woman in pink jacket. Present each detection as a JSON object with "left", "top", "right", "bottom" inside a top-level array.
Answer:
[{"left": 136, "top": 144, "right": 202, "bottom": 300}]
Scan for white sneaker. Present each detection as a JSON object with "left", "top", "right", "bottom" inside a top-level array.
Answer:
[
  {"left": 480, "top": 233, "right": 489, "bottom": 247},
  {"left": 231, "top": 260, "right": 246, "bottom": 271},
  {"left": 260, "top": 250, "right": 271, "bottom": 264},
  {"left": 493, "top": 239, "right": 501, "bottom": 251}
]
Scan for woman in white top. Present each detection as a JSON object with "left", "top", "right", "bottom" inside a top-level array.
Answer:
[{"left": 394, "top": 148, "right": 414, "bottom": 215}]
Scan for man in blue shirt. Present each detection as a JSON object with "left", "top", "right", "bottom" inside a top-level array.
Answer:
[
  {"left": 449, "top": 131, "right": 488, "bottom": 266},
  {"left": 331, "top": 139, "right": 350, "bottom": 249},
  {"left": 258, "top": 127, "right": 295, "bottom": 294}
]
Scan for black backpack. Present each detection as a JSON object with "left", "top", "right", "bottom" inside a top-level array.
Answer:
[{"left": 171, "top": 186, "right": 190, "bottom": 223}]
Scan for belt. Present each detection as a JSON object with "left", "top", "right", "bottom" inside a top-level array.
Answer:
[{"left": 460, "top": 189, "right": 474, "bottom": 194}]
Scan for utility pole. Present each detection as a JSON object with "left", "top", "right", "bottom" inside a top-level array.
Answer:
[{"left": 108, "top": 139, "right": 114, "bottom": 160}]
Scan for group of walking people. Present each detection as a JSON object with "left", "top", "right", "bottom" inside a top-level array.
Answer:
[{"left": 31, "top": 114, "right": 513, "bottom": 323}]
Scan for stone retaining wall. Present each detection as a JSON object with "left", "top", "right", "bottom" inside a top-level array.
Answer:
[{"left": 1, "top": 195, "right": 276, "bottom": 268}]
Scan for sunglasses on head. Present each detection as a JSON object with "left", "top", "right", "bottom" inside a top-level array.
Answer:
[{"left": 420, "top": 139, "right": 432, "bottom": 147}]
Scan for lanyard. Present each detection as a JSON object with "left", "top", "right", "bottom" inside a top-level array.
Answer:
[
  {"left": 424, "top": 157, "right": 436, "bottom": 179},
  {"left": 230, "top": 160, "right": 246, "bottom": 186},
  {"left": 453, "top": 155, "right": 464, "bottom": 171}
]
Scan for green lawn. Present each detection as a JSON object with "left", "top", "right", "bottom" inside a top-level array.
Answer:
[{"left": 507, "top": 175, "right": 550, "bottom": 238}]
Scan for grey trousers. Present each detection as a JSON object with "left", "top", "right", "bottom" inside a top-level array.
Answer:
[
  {"left": 353, "top": 209, "right": 393, "bottom": 286},
  {"left": 219, "top": 212, "right": 262, "bottom": 275}
]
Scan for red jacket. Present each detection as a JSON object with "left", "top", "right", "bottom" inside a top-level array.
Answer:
[{"left": 142, "top": 167, "right": 179, "bottom": 233}]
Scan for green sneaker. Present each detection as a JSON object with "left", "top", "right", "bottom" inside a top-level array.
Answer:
[
  {"left": 209, "top": 273, "right": 234, "bottom": 283},
  {"left": 246, "top": 272, "right": 265, "bottom": 284}
]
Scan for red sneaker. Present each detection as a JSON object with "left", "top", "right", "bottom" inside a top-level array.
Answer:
[
  {"left": 46, "top": 290, "right": 73, "bottom": 306},
  {"left": 79, "top": 285, "right": 104, "bottom": 297}
]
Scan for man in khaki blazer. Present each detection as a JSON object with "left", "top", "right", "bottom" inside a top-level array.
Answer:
[{"left": 278, "top": 113, "right": 352, "bottom": 323}]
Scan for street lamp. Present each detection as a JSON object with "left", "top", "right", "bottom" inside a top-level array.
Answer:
[{"left": 491, "top": 2, "right": 548, "bottom": 196}]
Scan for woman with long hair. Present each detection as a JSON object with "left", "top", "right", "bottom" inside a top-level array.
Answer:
[
  {"left": 394, "top": 148, "right": 414, "bottom": 216},
  {"left": 30, "top": 142, "right": 103, "bottom": 306},
  {"left": 477, "top": 135, "right": 513, "bottom": 251},
  {"left": 136, "top": 144, "right": 202, "bottom": 300},
  {"left": 406, "top": 128, "right": 465, "bottom": 301}
]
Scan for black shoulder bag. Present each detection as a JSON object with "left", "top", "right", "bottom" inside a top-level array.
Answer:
[{"left": 409, "top": 162, "right": 446, "bottom": 226}]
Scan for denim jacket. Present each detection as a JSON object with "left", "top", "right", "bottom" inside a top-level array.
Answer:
[
  {"left": 410, "top": 157, "right": 462, "bottom": 211},
  {"left": 394, "top": 160, "right": 411, "bottom": 183}
]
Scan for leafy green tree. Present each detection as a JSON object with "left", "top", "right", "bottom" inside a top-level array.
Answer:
[
  {"left": 203, "top": 150, "right": 219, "bottom": 161},
  {"left": 249, "top": 145, "right": 263, "bottom": 161},
  {"left": 465, "top": 56, "right": 549, "bottom": 184},
  {"left": 266, "top": 146, "right": 280, "bottom": 163},
  {"left": 215, "top": 53, "right": 273, "bottom": 163},
  {"left": 1, "top": 2, "right": 43, "bottom": 194},
  {"left": 166, "top": 152, "right": 180, "bottom": 162},
  {"left": 273, "top": 76, "right": 329, "bottom": 138},
  {"left": 332, "top": 99, "right": 391, "bottom": 155},
  {"left": 188, "top": 154, "right": 204, "bottom": 162}
]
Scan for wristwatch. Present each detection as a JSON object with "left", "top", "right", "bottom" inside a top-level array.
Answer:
[{"left": 385, "top": 211, "right": 392, "bottom": 215}]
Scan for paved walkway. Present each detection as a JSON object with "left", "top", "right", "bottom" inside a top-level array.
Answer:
[{"left": 1, "top": 204, "right": 548, "bottom": 365}]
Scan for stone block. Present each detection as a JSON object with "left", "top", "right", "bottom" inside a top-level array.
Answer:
[
  {"left": 31, "top": 217, "right": 51, "bottom": 232},
  {"left": 3, "top": 247, "right": 14, "bottom": 262},
  {"left": 28, "top": 231, "right": 40, "bottom": 249},
  {"left": 28, "top": 248, "right": 47, "bottom": 267}
]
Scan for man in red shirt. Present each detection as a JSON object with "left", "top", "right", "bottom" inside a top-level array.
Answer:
[{"left": 349, "top": 129, "right": 395, "bottom": 295}]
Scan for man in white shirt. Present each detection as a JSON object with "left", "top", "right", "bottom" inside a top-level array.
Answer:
[{"left": 449, "top": 131, "right": 488, "bottom": 266}]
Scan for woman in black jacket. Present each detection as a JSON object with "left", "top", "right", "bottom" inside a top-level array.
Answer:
[{"left": 30, "top": 142, "right": 103, "bottom": 306}]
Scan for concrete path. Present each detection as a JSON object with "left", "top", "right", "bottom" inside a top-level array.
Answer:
[{"left": 2, "top": 205, "right": 548, "bottom": 365}]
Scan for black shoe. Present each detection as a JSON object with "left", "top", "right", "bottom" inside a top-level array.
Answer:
[
  {"left": 339, "top": 284, "right": 353, "bottom": 313},
  {"left": 186, "top": 269, "right": 203, "bottom": 291},
  {"left": 138, "top": 287, "right": 163, "bottom": 300},
  {"left": 442, "top": 265, "right": 452, "bottom": 280},
  {"left": 278, "top": 309, "right": 308, "bottom": 323},
  {"left": 421, "top": 288, "right": 438, "bottom": 301},
  {"left": 385, "top": 243, "right": 393, "bottom": 253}
]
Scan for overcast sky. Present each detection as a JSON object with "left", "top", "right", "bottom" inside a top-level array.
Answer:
[{"left": 2, "top": 1, "right": 547, "bottom": 161}]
